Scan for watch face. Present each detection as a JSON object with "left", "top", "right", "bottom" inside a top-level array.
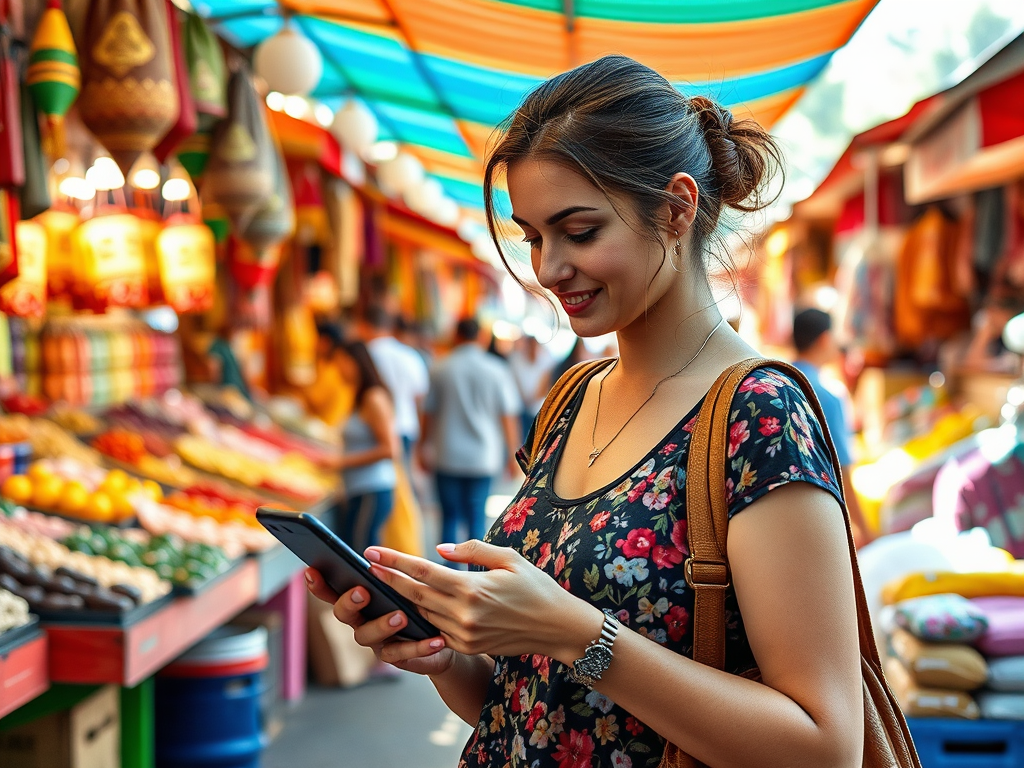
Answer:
[{"left": 573, "top": 644, "right": 613, "bottom": 683}]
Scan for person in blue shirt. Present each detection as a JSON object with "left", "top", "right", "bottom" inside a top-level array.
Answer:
[{"left": 792, "top": 308, "right": 873, "bottom": 546}]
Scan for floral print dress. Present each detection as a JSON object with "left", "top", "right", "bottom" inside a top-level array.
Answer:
[{"left": 457, "top": 366, "right": 844, "bottom": 768}]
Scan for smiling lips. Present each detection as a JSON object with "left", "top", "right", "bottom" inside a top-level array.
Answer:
[{"left": 558, "top": 289, "right": 600, "bottom": 316}]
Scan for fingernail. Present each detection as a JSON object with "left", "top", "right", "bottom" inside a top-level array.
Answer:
[
  {"left": 389, "top": 613, "right": 403, "bottom": 627},
  {"left": 429, "top": 639, "right": 444, "bottom": 649},
  {"left": 304, "top": 572, "right": 314, "bottom": 587},
  {"left": 365, "top": 549, "right": 381, "bottom": 563},
  {"left": 351, "top": 590, "right": 365, "bottom": 604},
  {"left": 437, "top": 543, "right": 456, "bottom": 555}
]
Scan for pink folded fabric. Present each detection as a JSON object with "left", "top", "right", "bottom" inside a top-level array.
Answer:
[{"left": 974, "top": 597, "right": 1024, "bottom": 657}]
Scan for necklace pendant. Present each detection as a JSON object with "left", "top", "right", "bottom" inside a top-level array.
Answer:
[{"left": 588, "top": 449, "right": 602, "bottom": 467}]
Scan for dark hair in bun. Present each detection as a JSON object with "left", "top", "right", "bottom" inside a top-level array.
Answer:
[{"left": 485, "top": 55, "right": 783, "bottom": 277}]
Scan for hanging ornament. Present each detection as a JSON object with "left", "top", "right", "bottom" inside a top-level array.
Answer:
[
  {"left": 183, "top": 12, "right": 226, "bottom": 128},
  {"left": 404, "top": 177, "right": 443, "bottom": 218},
  {"left": 153, "top": 0, "right": 196, "bottom": 163},
  {"left": 36, "top": 205, "right": 79, "bottom": 300},
  {"left": 330, "top": 99, "right": 377, "bottom": 157},
  {"left": 77, "top": 0, "right": 180, "bottom": 175},
  {"left": 238, "top": 142, "right": 294, "bottom": 255},
  {"left": 205, "top": 69, "right": 274, "bottom": 228},
  {"left": 27, "top": 0, "right": 80, "bottom": 160},
  {"left": 19, "top": 83, "right": 51, "bottom": 219},
  {"left": 253, "top": 24, "right": 322, "bottom": 97}
]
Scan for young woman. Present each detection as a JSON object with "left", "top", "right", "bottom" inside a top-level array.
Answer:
[
  {"left": 307, "top": 55, "right": 863, "bottom": 768},
  {"left": 329, "top": 338, "right": 399, "bottom": 552}
]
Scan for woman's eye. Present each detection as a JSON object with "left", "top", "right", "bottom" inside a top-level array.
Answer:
[
  {"left": 566, "top": 228, "right": 597, "bottom": 244},
  {"left": 522, "top": 235, "right": 541, "bottom": 248}
]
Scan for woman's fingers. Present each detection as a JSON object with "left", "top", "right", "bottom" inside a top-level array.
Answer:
[
  {"left": 378, "top": 636, "right": 448, "bottom": 666},
  {"left": 304, "top": 567, "right": 339, "bottom": 605},
  {"left": 353, "top": 608, "right": 436, "bottom": 648},
  {"left": 364, "top": 546, "right": 463, "bottom": 595}
]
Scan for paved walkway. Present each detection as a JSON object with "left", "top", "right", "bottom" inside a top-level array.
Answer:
[{"left": 264, "top": 674, "right": 473, "bottom": 768}]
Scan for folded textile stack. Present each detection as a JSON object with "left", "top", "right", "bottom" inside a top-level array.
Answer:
[
  {"left": 883, "top": 594, "right": 988, "bottom": 719},
  {"left": 972, "top": 597, "right": 1024, "bottom": 721}
]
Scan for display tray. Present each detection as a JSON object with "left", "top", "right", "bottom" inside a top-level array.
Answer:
[
  {"left": 0, "top": 615, "right": 40, "bottom": 655},
  {"left": 170, "top": 557, "right": 246, "bottom": 597},
  {"left": 34, "top": 591, "right": 174, "bottom": 627}
]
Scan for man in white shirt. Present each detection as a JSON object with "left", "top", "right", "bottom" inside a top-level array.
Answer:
[
  {"left": 508, "top": 333, "right": 555, "bottom": 442},
  {"left": 362, "top": 307, "right": 429, "bottom": 463},
  {"left": 420, "top": 318, "right": 522, "bottom": 557}
]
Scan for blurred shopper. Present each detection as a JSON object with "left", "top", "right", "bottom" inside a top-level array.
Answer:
[
  {"left": 792, "top": 308, "right": 873, "bottom": 545},
  {"left": 419, "top": 318, "right": 521, "bottom": 555},
  {"left": 396, "top": 315, "right": 434, "bottom": 369},
  {"left": 507, "top": 332, "right": 554, "bottom": 442},
  {"left": 326, "top": 338, "right": 399, "bottom": 551},
  {"left": 362, "top": 306, "right": 429, "bottom": 464},
  {"left": 303, "top": 321, "right": 356, "bottom": 428}
]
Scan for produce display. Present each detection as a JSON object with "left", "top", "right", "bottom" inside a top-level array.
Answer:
[
  {"left": 0, "top": 415, "right": 103, "bottom": 466},
  {"left": 175, "top": 434, "right": 332, "bottom": 501},
  {"left": 92, "top": 427, "right": 200, "bottom": 488},
  {"left": 0, "top": 459, "right": 162, "bottom": 524},
  {"left": 0, "top": 505, "right": 79, "bottom": 540},
  {"left": 48, "top": 404, "right": 104, "bottom": 436},
  {"left": 0, "top": 522, "right": 171, "bottom": 613},
  {"left": 0, "top": 417, "right": 30, "bottom": 445},
  {"left": 63, "top": 527, "right": 235, "bottom": 588},
  {"left": 164, "top": 483, "right": 277, "bottom": 527},
  {"left": 136, "top": 498, "right": 274, "bottom": 555},
  {"left": 0, "top": 588, "right": 30, "bottom": 633}
]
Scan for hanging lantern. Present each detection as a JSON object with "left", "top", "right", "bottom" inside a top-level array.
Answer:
[
  {"left": 376, "top": 152, "right": 423, "bottom": 198},
  {"left": 330, "top": 100, "right": 377, "bottom": 157},
  {"left": 253, "top": 25, "right": 322, "bottom": 97},
  {"left": 156, "top": 217, "right": 215, "bottom": 314},
  {"left": 0, "top": 221, "right": 47, "bottom": 319},
  {"left": 404, "top": 177, "right": 444, "bottom": 217},
  {"left": 205, "top": 69, "right": 274, "bottom": 227},
  {"left": 37, "top": 207, "right": 78, "bottom": 299},
  {"left": 77, "top": 0, "right": 180, "bottom": 175},
  {"left": 429, "top": 196, "right": 460, "bottom": 228},
  {"left": 238, "top": 140, "right": 294, "bottom": 255},
  {"left": 183, "top": 13, "right": 226, "bottom": 128},
  {"left": 27, "top": 0, "right": 80, "bottom": 159},
  {"left": 175, "top": 125, "right": 211, "bottom": 180}
]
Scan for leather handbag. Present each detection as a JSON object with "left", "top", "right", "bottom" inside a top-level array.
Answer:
[{"left": 526, "top": 358, "right": 922, "bottom": 768}]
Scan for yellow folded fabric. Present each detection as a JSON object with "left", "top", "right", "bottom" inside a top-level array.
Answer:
[{"left": 883, "top": 567, "right": 1024, "bottom": 605}]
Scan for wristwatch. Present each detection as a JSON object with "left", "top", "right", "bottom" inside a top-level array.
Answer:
[{"left": 567, "top": 612, "right": 619, "bottom": 689}]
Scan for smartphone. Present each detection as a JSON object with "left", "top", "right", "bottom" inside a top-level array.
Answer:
[{"left": 256, "top": 507, "right": 439, "bottom": 642}]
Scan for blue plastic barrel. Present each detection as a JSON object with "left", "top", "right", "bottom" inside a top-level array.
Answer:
[{"left": 155, "top": 626, "right": 269, "bottom": 768}]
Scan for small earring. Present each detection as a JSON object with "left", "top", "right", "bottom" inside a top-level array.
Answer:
[{"left": 674, "top": 239, "right": 682, "bottom": 257}]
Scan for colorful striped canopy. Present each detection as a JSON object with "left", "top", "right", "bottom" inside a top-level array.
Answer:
[{"left": 196, "top": 0, "right": 879, "bottom": 211}]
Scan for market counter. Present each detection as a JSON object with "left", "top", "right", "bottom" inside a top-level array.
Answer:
[
  {"left": 46, "top": 558, "right": 260, "bottom": 688},
  {"left": 0, "top": 630, "right": 47, "bottom": 719}
]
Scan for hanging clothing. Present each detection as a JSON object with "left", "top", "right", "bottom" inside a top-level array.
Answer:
[{"left": 894, "top": 207, "right": 971, "bottom": 349}]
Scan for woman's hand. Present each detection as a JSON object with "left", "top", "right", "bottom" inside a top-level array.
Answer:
[
  {"left": 304, "top": 568, "right": 456, "bottom": 676},
  {"left": 364, "top": 541, "right": 603, "bottom": 665}
]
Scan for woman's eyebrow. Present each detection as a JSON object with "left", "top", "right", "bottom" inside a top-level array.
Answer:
[{"left": 511, "top": 206, "right": 599, "bottom": 228}]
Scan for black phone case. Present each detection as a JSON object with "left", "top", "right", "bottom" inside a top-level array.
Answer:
[{"left": 256, "top": 508, "right": 438, "bottom": 641}]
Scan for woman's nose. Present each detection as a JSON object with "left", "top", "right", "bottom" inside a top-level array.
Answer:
[{"left": 533, "top": 243, "right": 575, "bottom": 289}]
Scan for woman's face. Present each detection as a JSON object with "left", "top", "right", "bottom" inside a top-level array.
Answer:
[{"left": 507, "top": 158, "right": 678, "bottom": 338}]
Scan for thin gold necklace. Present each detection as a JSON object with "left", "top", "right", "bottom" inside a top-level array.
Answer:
[{"left": 588, "top": 318, "right": 724, "bottom": 467}]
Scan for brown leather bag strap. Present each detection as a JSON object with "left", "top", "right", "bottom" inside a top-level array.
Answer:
[
  {"left": 685, "top": 358, "right": 764, "bottom": 669},
  {"left": 523, "top": 358, "right": 613, "bottom": 472}
]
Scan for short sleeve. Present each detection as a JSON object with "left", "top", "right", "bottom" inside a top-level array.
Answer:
[
  {"left": 499, "top": 364, "right": 523, "bottom": 415},
  {"left": 723, "top": 367, "right": 844, "bottom": 519},
  {"left": 423, "top": 368, "right": 439, "bottom": 414}
]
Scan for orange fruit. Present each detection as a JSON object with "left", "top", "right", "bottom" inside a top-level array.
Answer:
[
  {"left": 86, "top": 492, "right": 115, "bottom": 523},
  {"left": 59, "top": 481, "right": 90, "bottom": 515},
  {"left": 100, "top": 469, "right": 129, "bottom": 495},
  {"left": 32, "top": 475, "right": 65, "bottom": 510},
  {"left": 2, "top": 475, "right": 33, "bottom": 505},
  {"left": 27, "top": 463, "right": 52, "bottom": 482},
  {"left": 111, "top": 493, "right": 135, "bottom": 521},
  {"left": 141, "top": 480, "right": 163, "bottom": 502}
]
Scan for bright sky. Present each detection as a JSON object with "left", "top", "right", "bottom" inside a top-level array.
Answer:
[{"left": 770, "top": 0, "right": 1024, "bottom": 215}]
